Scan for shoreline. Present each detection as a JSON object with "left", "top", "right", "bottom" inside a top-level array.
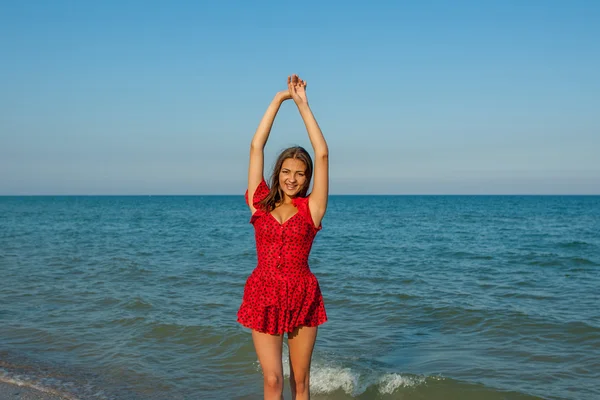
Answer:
[{"left": 0, "top": 381, "right": 70, "bottom": 400}]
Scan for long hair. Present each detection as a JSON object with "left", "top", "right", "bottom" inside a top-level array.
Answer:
[{"left": 258, "top": 146, "right": 313, "bottom": 212}]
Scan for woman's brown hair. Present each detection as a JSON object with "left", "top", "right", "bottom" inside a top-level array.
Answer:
[{"left": 258, "top": 146, "right": 313, "bottom": 212}]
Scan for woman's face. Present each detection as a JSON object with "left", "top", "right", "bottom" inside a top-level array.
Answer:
[{"left": 279, "top": 158, "right": 307, "bottom": 198}]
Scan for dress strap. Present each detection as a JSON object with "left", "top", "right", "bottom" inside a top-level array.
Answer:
[{"left": 292, "top": 196, "right": 322, "bottom": 231}]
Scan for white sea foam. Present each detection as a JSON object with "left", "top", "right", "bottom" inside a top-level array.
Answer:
[
  {"left": 378, "top": 373, "right": 426, "bottom": 394},
  {"left": 253, "top": 349, "right": 432, "bottom": 396},
  {"left": 310, "top": 366, "right": 358, "bottom": 394}
]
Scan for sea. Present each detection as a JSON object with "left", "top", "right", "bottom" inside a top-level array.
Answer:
[{"left": 0, "top": 195, "right": 599, "bottom": 400}]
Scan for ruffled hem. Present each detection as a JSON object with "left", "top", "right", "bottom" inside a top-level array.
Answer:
[{"left": 237, "top": 302, "right": 328, "bottom": 335}]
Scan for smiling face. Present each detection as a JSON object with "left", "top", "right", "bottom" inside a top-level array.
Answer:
[
  {"left": 279, "top": 158, "right": 307, "bottom": 198},
  {"left": 263, "top": 147, "right": 313, "bottom": 210}
]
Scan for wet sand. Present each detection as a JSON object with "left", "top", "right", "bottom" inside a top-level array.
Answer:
[{"left": 0, "top": 381, "right": 70, "bottom": 400}]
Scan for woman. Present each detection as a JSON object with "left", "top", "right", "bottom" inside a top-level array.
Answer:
[{"left": 238, "top": 74, "right": 329, "bottom": 400}]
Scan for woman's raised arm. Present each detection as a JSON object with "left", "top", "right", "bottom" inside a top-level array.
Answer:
[
  {"left": 288, "top": 75, "right": 329, "bottom": 227},
  {"left": 247, "top": 90, "right": 291, "bottom": 214}
]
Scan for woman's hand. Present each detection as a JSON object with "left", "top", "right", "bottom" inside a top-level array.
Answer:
[
  {"left": 275, "top": 90, "right": 292, "bottom": 103},
  {"left": 288, "top": 74, "right": 308, "bottom": 105}
]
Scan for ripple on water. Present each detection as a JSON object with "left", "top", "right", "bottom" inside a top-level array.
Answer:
[
  {"left": 111, "top": 317, "right": 146, "bottom": 328},
  {"left": 557, "top": 240, "right": 591, "bottom": 249},
  {"left": 570, "top": 256, "right": 598, "bottom": 266},
  {"left": 122, "top": 297, "right": 154, "bottom": 311}
]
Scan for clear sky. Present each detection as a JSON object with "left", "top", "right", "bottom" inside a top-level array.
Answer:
[{"left": 1, "top": 0, "right": 598, "bottom": 194}]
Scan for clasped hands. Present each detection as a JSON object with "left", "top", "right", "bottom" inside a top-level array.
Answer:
[{"left": 276, "top": 74, "right": 308, "bottom": 105}]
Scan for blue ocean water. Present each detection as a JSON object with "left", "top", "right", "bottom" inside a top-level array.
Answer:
[{"left": 0, "top": 195, "right": 599, "bottom": 399}]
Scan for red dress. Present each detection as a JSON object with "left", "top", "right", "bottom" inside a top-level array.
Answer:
[{"left": 237, "top": 179, "right": 328, "bottom": 334}]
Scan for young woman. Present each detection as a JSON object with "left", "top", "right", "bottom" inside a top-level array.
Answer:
[{"left": 238, "top": 74, "right": 329, "bottom": 400}]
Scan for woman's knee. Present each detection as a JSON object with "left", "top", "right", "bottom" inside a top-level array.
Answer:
[
  {"left": 264, "top": 372, "right": 283, "bottom": 391},
  {"left": 292, "top": 374, "right": 309, "bottom": 394}
]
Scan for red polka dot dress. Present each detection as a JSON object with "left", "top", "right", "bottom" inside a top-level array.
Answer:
[{"left": 237, "top": 179, "right": 328, "bottom": 334}]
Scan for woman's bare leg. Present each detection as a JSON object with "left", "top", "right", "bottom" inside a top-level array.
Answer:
[
  {"left": 287, "top": 326, "right": 317, "bottom": 400},
  {"left": 252, "top": 330, "right": 285, "bottom": 400}
]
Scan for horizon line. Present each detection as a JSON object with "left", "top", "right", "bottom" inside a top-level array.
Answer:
[{"left": 1, "top": 193, "right": 599, "bottom": 197}]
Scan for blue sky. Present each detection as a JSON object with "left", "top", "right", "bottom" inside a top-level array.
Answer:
[{"left": 1, "top": 0, "right": 598, "bottom": 194}]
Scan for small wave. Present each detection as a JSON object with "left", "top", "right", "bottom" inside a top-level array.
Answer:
[
  {"left": 447, "top": 251, "right": 494, "bottom": 260},
  {"left": 393, "top": 292, "right": 418, "bottom": 300},
  {"left": 378, "top": 373, "right": 427, "bottom": 394},
  {"left": 280, "top": 356, "right": 431, "bottom": 396},
  {"left": 310, "top": 366, "right": 358, "bottom": 394},
  {"left": 524, "top": 254, "right": 597, "bottom": 267},
  {"left": 527, "top": 260, "right": 563, "bottom": 267},
  {"left": 498, "top": 291, "right": 556, "bottom": 301},
  {"left": 115, "top": 265, "right": 153, "bottom": 274},
  {"left": 571, "top": 257, "right": 597, "bottom": 266},
  {"left": 111, "top": 316, "right": 146, "bottom": 327},
  {"left": 558, "top": 241, "right": 590, "bottom": 249},
  {"left": 144, "top": 323, "right": 182, "bottom": 339},
  {"left": 122, "top": 297, "right": 154, "bottom": 311},
  {"left": 308, "top": 366, "right": 430, "bottom": 396},
  {"left": 261, "top": 350, "right": 432, "bottom": 396}
]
